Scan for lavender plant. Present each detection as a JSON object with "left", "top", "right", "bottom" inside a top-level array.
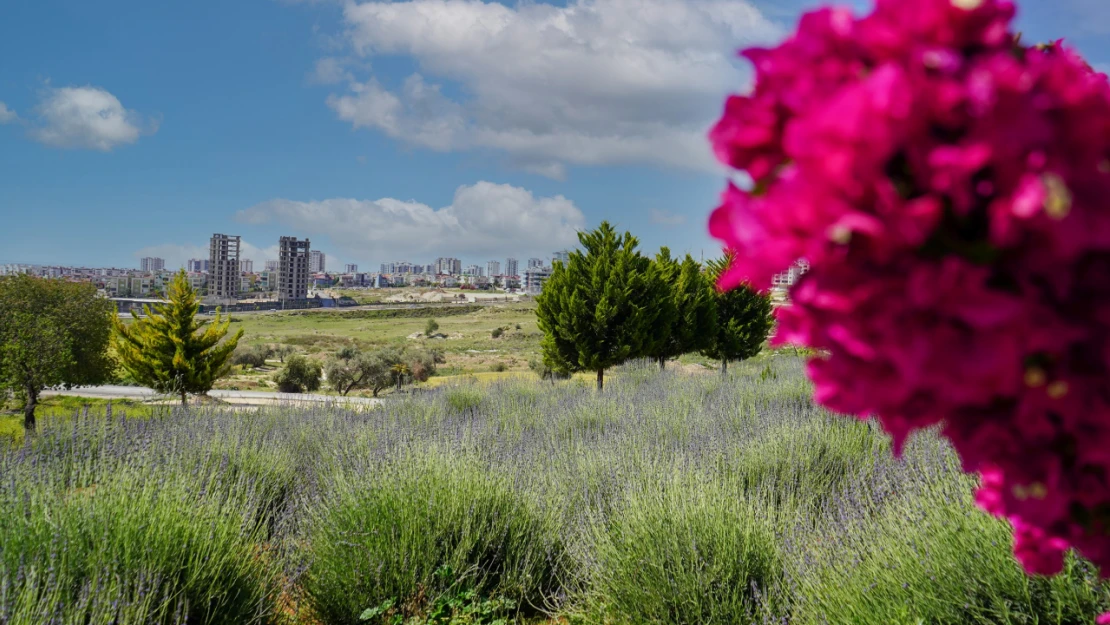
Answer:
[{"left": 0, "top": 353, "right": 1106, "bottom": 624}]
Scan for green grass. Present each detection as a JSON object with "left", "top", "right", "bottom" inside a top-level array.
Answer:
[{"left": 226, "top": 303, "right": 543, "bottom": 378}]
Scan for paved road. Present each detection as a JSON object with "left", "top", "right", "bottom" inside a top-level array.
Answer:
[{"left": 42, "top": 385, "right": 381, "bottom": 406}]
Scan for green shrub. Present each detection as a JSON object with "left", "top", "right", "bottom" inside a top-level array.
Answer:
[
  {"left": 788, "top": 438, "right": 1110, "bottom": 624},
  {"left": 426, "top": 318, "right": 440, "bottom": 336},
  {"left": 302, "top": 455, "right": 566, "bottom": 624},
  {"left": 444, "top": 386, "right": 484, "bottom": 413},
  {"left": 489, "top": 362, "right": 509, "bottom": 373},
  {"left": 0, "top": 473, "right": 276, "bottom": 625},
  {"left": 274, "top": 354, "right": 322, "bottom": 393},
  {"left": 491, "top": 327, "right": 504, "bottom": 339},
  {"left": 231, "top": 344, "right": 271, "bottom": 368},
  {"left": 589, "top": 475, "right": 782, "bottom": 624}
]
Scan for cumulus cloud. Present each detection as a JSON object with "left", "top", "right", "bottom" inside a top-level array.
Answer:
[
  {"left": 321, "top": 0, "right": 780, "bottom": 176},
  {"left": 649, "top": 209, "right": 688, "bottom": 226},
  {"left": 32, "top": 86, "right": 156, "bottom": 150},
  {"left": 0, "top": 102, "right": 17, "bottom": 124},
  {"left": 235, "top": 181, "right": 586, "bottom": 261},
  {"left": 308, "top": 57, "right": 356, "bottom": 84}
]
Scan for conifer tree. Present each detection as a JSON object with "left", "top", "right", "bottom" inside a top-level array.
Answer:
[
  {"left": 701, "top": 253, "right": 774, "bottom": 375},
  {"left": 112, "top": 270, "right": 242, "bottom": 405},
  {"left": 645, "top": 248, "right": 716, "bottom": 369},
  {"left": 536, "top": 222, "right": 664, "bottom": 390}
]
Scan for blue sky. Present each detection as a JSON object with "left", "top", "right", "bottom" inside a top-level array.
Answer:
[{"left": 1, "top": 0, "right": 1106, "bottom": 271}]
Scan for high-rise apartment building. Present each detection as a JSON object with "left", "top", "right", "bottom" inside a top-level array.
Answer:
[
  {"left": 505, "top": 258, "right": 519, "bottom": 277},
  {"left": 278, "top": 237, "right": 311, "bottom": 300},
  {"left": 140, "top": 257, "right": 165, "bottom": 272},
  {"left": 240, "top": 259, "right": 254, "bottom": 274},
  {"left": 527, "top": 258, "right": 545, "bottom": 270},
  {"left": 208, "top": 233, "right": 241, "bottom": 300},
  {"left": 264, "top": 260, "right": 280, "bottom": 272},
  {"left": 187, "top": 258, "right": 210, "bottom": 273},
  {"left": 552, "top": 250, "right": 570, "bottom": 266},
  {"left": 464, "top": 264, "right": 483, "bottom": 277},
  {"left": 345, "top": 264, "right": 358, "bottom": 274},
  {"left": 487, "top": 260, "right": 500, "bottom": 277},
  {"left": 434, "top": 257, "right": 462, "bottom": 275},
  {"left": 309, "top": 250, "right": 326, "bottom": 273}
]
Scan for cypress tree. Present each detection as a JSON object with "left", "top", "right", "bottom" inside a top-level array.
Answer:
[
  {"left": 112, "top": 270, "right": 243, "bottom": 405},
  {"left": 536, "top": 222, "right": 663, "bottom": 390},
  {"left": 645, "top": 248, "right": 717, "bottom": 369},
  {"left": 702, "top": 253, "right": 774, "bottom": 375}
]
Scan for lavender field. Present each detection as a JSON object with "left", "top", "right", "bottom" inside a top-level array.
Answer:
[{"left": 1, "top": 355, "right": 1107, "bottom": 625}]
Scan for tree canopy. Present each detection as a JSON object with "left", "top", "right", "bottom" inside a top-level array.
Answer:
[
  {"left": 701, "top": 253, "right": 774, "bottom": 374},
  {"left": 112, "top": 270, "right": 242, "bottom": 405},
  {"left": 644, "top": 248, "right": 716, "bottom": 369},
  {"left": 536, "top": 221, "right": 665, "bottom": 390},
  {"left": 0, "top": 275, "right": 115, "bottom": 430}
]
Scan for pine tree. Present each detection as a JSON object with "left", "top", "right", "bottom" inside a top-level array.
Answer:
[
  {"left": 112, "top": 270, "right": 243, "bottom": 405},
  {"left": 645, "top": 248, "right": 716, "bottom": 369},
  {"left": 536, "top": 222, "right": 664, "bottom": 390},
  {"left": 701, "top": 252, "right": 774, "bottom": 375}
]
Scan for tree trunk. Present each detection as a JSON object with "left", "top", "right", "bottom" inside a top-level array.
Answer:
[
  {"left": 658, "top": 357, "right": 666, "bottom": 370},
  {"left": 596, "top": 369, "right": 604, "bottom": 391},
  {"left": 23, "top": 387, "right": 38, "bottom": 432},
  {"left": 180, "top": 390, "right": 188, "bottom": 407},
  {"left": 721, "top": 359, "right": 729, "bottom": 376}
]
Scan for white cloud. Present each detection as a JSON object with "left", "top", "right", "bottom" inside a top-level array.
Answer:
[
  {"left": 649, "top": 208, "right": 687, "bottom": 226},
  {"left": 309, "top": 57, "right": 355, "bottom": 84},
  {"left": 235, "top": 181, "right": 586, "bottom": 261},
  {"left": 322, "top": 0, "right": 780, "bottom": 176},
  {"left": 32, "top": 86, "right": 156, "bottom": 150},
  {"left": 0, "top": 102, "right": 17, "bottom": 124}
]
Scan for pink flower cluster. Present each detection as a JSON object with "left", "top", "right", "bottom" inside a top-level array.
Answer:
[{"left": 709, "top": 0, "right": 1110, "bottom": 580}]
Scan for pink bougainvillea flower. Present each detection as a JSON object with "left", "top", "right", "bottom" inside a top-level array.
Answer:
[{"left": 709, "top": 0, "right": 1110, "bottom": 579}]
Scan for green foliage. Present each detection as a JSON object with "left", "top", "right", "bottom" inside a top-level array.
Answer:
[
  {"left": 361, "top": 588, "right": 519, "bottom": 625},
  {"left": 112, "top": 271, "right": 243, "bottom": 405},
  {"left": 325, "top": 347, "right": 379, "bottom": 396},
  {"left": 270, "top": 344, "right": 296, "bottom": 363},
  {"left": 536, "top": 222, "right": 667, "bottom": 389},
  {"left": 406, "top": 349, "right": 439, "bottom": 383},
  {"left": 274, "top": 354, "right": 322, "bottom": 393},
  {"left": 0, "top": 274, "right": 115, "bottom": 429},
  {"left": 644, "top": 249, "right": 717, "bottom": 367},
  {"left": 701, "top": 253, "right": 774, "bottom": 371},
  {"left": 591, "top": 477, "right": 782, "bottom": 625},
  {"left": 527, "top": 356, "right": 571, "bottom": 382},
  {"left": 444, "top": 386, "right": 484, "bottom": 413},
  {"left": 426, "top": 318, "right": 440, "bottom": 336},
  {"left": 302, "top": 454, "right": 566, "bottom": 625},
  {"left": 489, "top": 362, "right": 508, "bottom": 372},
  {"left": 231, "top": 344, "right": 271, "bottom": 369},
  {"left": 491, "top": 327, "right": 504, "bottom": 339}
]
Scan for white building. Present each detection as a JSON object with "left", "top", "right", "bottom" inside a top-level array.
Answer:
[
  {"left": 487, "top": 260, "right": 500, "bottom": 277},
  {"left": 264, "top": 260, "right": 280, "bottom": 272},
  {"left": 527, "top": 258, "right": 544, "bottom": 270},
  {"left": 524, "top": 267, "right": 553, "bottom": 294},
  {"left": 345, "top": 263, "right": 358, "bottom": 274},
  {"left": 772, "top": 259, "right": 810, "bottom": 289},
  {"left": 552, "top": 250, "right": 570, "bottom": 266},
  {"left": 186, "top": 258, "right": 210, "bottom": 273},
  {"left": 240, "top": 259, "right": 254, "bottom": 274},
  {"left": 505, "top": 258, "right": 519, "bottom": 277},
  {"left": 140, "top": 257, "right": 165, "bottom": 272},
  {"left": 309, "top": 250, "right": 326, "bottom": 274}
]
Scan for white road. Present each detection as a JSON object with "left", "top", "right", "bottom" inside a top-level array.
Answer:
[{"left": 42, "top": 385, "right": 381, "bottom": 406}]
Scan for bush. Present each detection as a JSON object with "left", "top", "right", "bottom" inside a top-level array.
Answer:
[
  {"left": 231, "top": 344, "right": 271, "bottom": 369},
  {"left": 425, "top": 319, "right": 440, "bottom": 336},
  {"left": 590, "top": 477, "right": 782, "bottom": 624},
  {"left": 274, "top": 355, "right": 322, "bottom": 393},
  {"left": 490, "top": 362, "right": 508, "bottom": 372},
  {"left": 0, "top": 472, "right": 276, "bottom": 624},
  {"left": 302, "top": 455, "right": 566, "bottom": 625},
  {"left": 405, "top": 349, "right": 438, "bottom": 383},
  {"left": 491, "top": 327, "right": 504, "bottom": 339},
  {"left": 528, "top": 356, "right": 570, "bottom": 381}
]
